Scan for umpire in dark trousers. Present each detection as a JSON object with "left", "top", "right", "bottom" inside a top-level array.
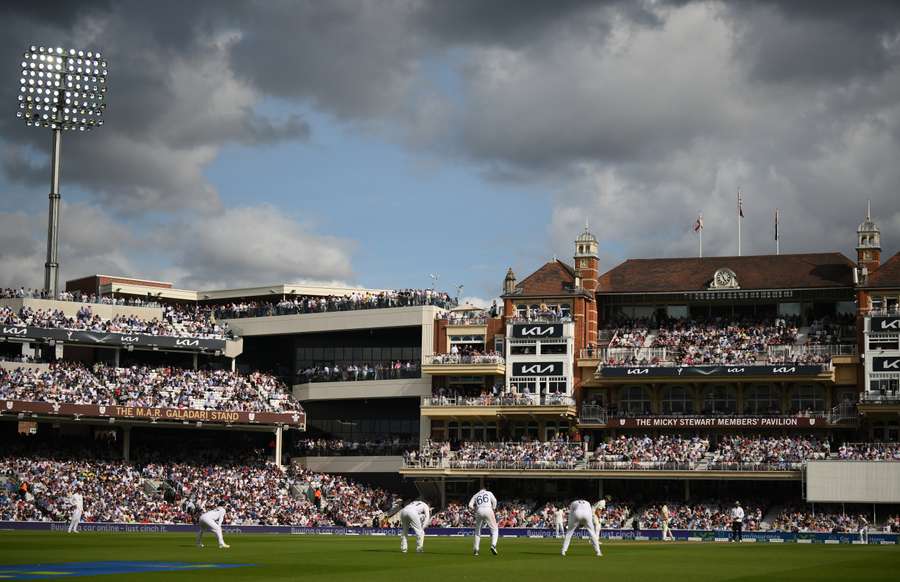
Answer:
[{"left": 730, "top": 501, "right": 745, "bottom": 542}]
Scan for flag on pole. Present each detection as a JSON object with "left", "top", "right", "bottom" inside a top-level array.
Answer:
[
  {"left": 774, "top": 208, "right": 779, "bottom": 241},
  {"left": 694, "top": 214, "right": 704, "bottom": 232},
  {"left": 738, "top": 190, "right": 744, "bottom": 217}
]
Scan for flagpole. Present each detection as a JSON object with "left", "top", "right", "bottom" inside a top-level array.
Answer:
[
  {"left": 694, "top": 213, "right": 704, "bottom": 258},
  {"left": 775, "top": 208, "right": 780, "bottom": 255},
  {"left": 737, "top": 189, "right": 742, "bottom": 257}
]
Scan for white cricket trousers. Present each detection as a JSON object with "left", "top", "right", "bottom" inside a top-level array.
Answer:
[
  {"left": 399, "top": 509, "right": 425, "bottom": 552},
  {"left": 555, "top": 520, "right": 564, "bottom": 538},
  {"left": 197, "top": 516, "right": 226, "bottom": 548},
  {"left": 473, "top": 507, "right": 498, "bottom": 551},
  {"left": 562, "top": 509, "right": 600, "bottom": 555},
  {"left": 68, "top": 509, "right": 82, "bottom": 533},
  {"left": 662, "top": 519, "right": 674, "bottom": 540}
]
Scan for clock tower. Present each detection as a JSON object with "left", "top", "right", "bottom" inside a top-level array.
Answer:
[{"left": 856, "top": 202, "right": 881, "bottom": 280}]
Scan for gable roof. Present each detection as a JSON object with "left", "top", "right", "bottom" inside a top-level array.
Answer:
[
  {"left": 865, "top": 252, "right": 900, "bottom": 289},
  {"left": 509, "top": 260, "right": 577, "bottom": 297},
  {"left": 597, "top": 253, "right": 855, "bottom": 294}
]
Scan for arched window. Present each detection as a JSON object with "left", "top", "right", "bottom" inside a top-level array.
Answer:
[
  {"left": 702, "top": 385, "right": 736, "bottom": 414},
  {"left": 619, "top": 385, "right": 651, "bottom": 415},
  {"left": 744, "top": 384, "right": 780, "bottom": 415},
  {"left": 662, "top": 385, "right": 694, "bottom": 415}
]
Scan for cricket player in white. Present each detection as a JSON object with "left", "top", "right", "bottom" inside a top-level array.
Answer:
[
  {"left": 554, "top": 507, "right": 565, "bottom": 538},
  {"left": 661, "top": 504, "right": 674, "bottom": 541},
  {"left": 196, "top": 506, "right": 230, "bottom": 549},
  {"left": 399, "top": 500, "right": 430, "bottom": 553},
  {"left": 67, "top": 490, "right": 83, "bottom": 533},
  {"left": 468, "top": 489, "right": 498, "bottom": 556},
  {"left": 730, "top": 501, "right": 745, "bottom": 543},
  {"left": 561, "top": 499, "right": 602, "bottom": 557}
]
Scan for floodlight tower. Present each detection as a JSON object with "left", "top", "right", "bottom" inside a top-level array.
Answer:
[{"left": 16, "top": 45, "right": 108, "bottom": 297}]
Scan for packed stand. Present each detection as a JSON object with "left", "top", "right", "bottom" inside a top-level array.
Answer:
[
  {"left": 835, "top": 443, "right": 900, "bottom": 461},
  {"left": 636, "top": 501, "right": 764, "bottom": 531},
  {"left": 710, "top": 435, "right": 830, "bottom": 468},
  {"left": 0, "top": 304, "right": 230, "bottom": 340},
  {"left": 415, "top": 440, "right": 585, "bottom": 469},
  {"left": 771, "top": 507, "right": 871, "bottom": 533},
  {"left": 607, "top": 320, "right": 649, "bottom": 349},
  {"left": 0, "top": 363, "right": 299, "bottom": 413},
  {"left": 592, "top": 435, "right": 709, "bottom": 468},
  {"left": 0, "top": 445, "right": 398, "bottom": 527},
  {"left": 214, "top": 289, "right": 456, "bottom": 319}
]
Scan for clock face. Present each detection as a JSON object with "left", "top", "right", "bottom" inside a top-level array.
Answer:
[
  {"left": 863, "top": 251, "right": 872, "bottom": 261},
  {"left": 715, "top": 269, "right": 735, "bottom": 288}
]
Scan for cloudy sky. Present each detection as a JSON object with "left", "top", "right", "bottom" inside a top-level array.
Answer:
[{"left": 2, "top": 1, "right": 900, "bottom": 303}]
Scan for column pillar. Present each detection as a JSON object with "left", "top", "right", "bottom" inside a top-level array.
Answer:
[
  {"left": 439, "top": 477, "right": 447, "bottom": 509},
  {"left": 122, "top": 425, "right": 131, "bottom": 462},
  {"left": 274, "top": 427, "right": 284, "bottom": 468},
  {"left": 114, "top": 348, "right": 121, "bottom": 368},
  {"left": 597, "top": 479, "right": 604, "bottom": 500},
  {"left": 231, "top": 358, "right": 236, "bottom": 372},
  {"left": 193, "top": 352, "right": 199, "bottom": 370}
]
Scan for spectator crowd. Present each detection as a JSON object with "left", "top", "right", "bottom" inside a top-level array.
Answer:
[
  {"left": 1, "top": 446, "right": 398, "bottom": 527},
  {"left": 1, "top": 305, "right": 230, "bottom": 340},
  {"left": 213, "top": 289, "right": 455, "bottom": 319},
  {"left": 0, "top": 363, "right": 299, "bottom": 413}
]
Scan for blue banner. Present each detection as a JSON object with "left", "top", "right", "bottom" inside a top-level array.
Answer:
[{"left": 2, "top": 522, "right": 895, "bottom": 544}]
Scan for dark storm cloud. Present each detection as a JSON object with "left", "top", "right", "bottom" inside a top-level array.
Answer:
[
  {"left": 724, "top": 1, "right": 900, "bottom": 85},
  {"left": 0, "top": 0, "right": 309, "bottom": 213}
]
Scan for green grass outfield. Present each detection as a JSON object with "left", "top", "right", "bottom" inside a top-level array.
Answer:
[{"left": 0, "top": 532, "right": 898, "bottom": 581}]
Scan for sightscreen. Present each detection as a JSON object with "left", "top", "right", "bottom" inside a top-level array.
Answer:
[{"left": 806, "top": 461, "right": 900, "bottom": 503}]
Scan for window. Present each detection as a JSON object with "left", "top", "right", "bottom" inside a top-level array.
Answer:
[
  {"left": 744, "top": 384, "right": 780, "bottom": 415},
  {"left": 702, "top": 385, "right": 736, "bottom": 414},
  {"left": 662, "top": 385, "right": 694, "bottom": 415},
  {"left": 791, "top": 384, "right": 825, "bottom": 413},
  {"left": 871, "top": 378, "right": 899, "bottom": 396},
  {"left": 619, "top": 385, "right": 651, "bottom": 415},
  {"left": 540, "top": 343, "right": 568, "bottom": 355}
]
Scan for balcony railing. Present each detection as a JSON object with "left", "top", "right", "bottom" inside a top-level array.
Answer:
[
  {"left": 441, "top": 316, "right": 489, "bottom": 326},
  {"left": 424, "top": 354, "right": 504, "bottom": 366},
  {"left": 588, "top": 460, "right": 700, "bottom": 471},
  {"left": 580, "top": 404, "right": 608, "bottom": 424},
  {"left": 706, "top": 462, "right": 805, "bottom": 472},
  {"left": 860, "top": 392, "right": 900, "bottom": 404},
  {"left": 422, "top": 393, "right": 575, "bottom": 407},
  {"left": 507, "top": 315, "right": 572, "bottom": 324}
]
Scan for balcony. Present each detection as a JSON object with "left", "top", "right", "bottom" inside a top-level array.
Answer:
[
  {"left": 593, "top": 346, "right": 839, "bottom": 381},
  {"left": 421, "top": 354, "right": 505, "bottom": 376},
  {"left": 421, "top": 393, "right": 577, "bottom": 418}
]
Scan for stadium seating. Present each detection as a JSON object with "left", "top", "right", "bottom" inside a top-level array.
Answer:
[{"left": 0, "top": 363, "right": 299, "bottom": 413}]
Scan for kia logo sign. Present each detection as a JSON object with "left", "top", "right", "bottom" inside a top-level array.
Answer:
[
  {"left": 512, "top": 361, "right": 564, "bottom": 376},
  {"left": 871, "top": 317, "right": 900, "bottom": 332},
  {"left": 175, "top": 339, "right": 200, "bottom": 347},
  {"left": 2, "top": 327, "right": 27, "bottom": 335},
  {"left": 521, "top": 326, "right": 555, "bottom": 337},
  {"left": 511, "top": 324, "right": 563, "bottom": 339},
  {"left": 873, "top": 357, "right": 900, "bottom": 372}
]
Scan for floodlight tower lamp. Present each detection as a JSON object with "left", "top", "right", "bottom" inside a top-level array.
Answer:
[{"left": 16, "top": 45, "right": 108, "bottom": 297}]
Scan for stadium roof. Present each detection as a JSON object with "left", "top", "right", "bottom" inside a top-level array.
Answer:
[
  {"left": 865, "top": 252, "right": 900, "bottom": 289},
  {"left": 597, "top": 252, "right": 856, "bottom": 294}
]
